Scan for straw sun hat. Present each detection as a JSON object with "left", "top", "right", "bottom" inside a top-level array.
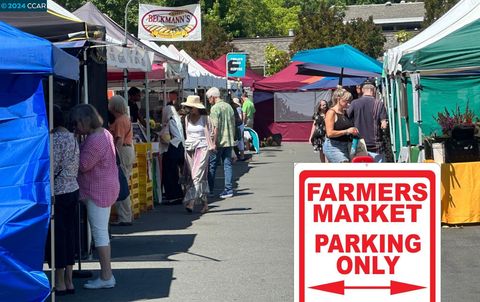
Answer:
[
  {"left": 181, "top": 95, "right": 205, "bottom": 109},
  {"left": 232, "top": 97, "right": 242, "bottom": 107}
]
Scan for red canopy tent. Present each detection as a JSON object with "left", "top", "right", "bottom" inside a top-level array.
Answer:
[
  {"left": 107, "top": 63, "right": 165, "bottom": 82},
  {"left": 253, "top": 62, "right": 323, "bottom": 141},
  {"left": 254, "top": 62, "right": 321, "bottom": 91},
  {"left": 197, "top": 54, "right": 264, "bottom": 87}
]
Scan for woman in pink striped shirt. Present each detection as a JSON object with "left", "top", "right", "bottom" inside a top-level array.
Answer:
[{"left": 70, "top": 104, "right": 119, "bottom": 289}]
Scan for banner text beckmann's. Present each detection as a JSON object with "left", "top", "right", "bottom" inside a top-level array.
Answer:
[{"left": 138, "top": 3, "right": 201, "bottom": 42}]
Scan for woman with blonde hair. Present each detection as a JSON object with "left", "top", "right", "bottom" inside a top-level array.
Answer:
[
  {"left": 323, "top": 87, "right": 358, "bottom": 163},
  {"left": 181, "top": 95, "right": 214, "bottom": 213},
  {"left": 70, "top": 104, "right": 118, "bottom": 289},
  {"left": 108, "top": 95, "right": 135, "bottom": 226}
]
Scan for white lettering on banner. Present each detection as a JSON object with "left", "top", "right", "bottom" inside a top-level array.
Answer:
[{"left": 294, "top": 164, "right": 441, "bottom": 302}]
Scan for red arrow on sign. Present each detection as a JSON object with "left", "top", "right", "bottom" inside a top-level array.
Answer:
[{"left": 310, "top": 280, "right": 425, "bottom": 295}]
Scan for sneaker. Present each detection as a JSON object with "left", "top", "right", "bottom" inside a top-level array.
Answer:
[
  {"left": 84, "top": 276, "right": 116, "bottom": 289},
  {"left": 219, "top": 190, "right": 234, "bottom": 198}
]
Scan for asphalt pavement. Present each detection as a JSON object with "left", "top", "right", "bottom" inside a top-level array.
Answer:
[{"left": 53, "top": 143, "right": 480, "bottom": 302}]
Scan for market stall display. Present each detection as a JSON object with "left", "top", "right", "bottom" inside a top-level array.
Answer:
[{"left": 0, "top": 20, "right": 79, "bottom": 301}]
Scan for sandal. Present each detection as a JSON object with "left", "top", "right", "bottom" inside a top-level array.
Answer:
[
  {"left": 200, "top": 204, "right": 209, "bottom": 214},
  {"left": 185, "top": 200, "right": 194, "bottom": 213}
]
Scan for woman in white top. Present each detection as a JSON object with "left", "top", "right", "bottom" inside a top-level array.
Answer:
[{"left": 181, "top": 95, "right": 214, "bottom": 213}]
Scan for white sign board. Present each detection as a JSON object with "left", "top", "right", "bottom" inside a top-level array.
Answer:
[
  {"left": 294, "top": 163, "right": 440, "bottom": 302},
  {"left": 138, "top": 3, "right": 201, "bottom": 41},
  {"left": 106, "top": 45, "right": 153, "bottom": 72}
]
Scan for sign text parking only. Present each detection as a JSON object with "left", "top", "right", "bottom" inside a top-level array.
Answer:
[{"left": 294, "top": 164, "right": 440, "bottom": 302}]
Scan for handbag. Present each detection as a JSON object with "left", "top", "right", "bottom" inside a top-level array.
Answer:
[
  {"left": 116, "top": 149, "right": 130, "bottom": 201},
  {"left": 350, "top": 137, "right": 369, "bottom": 159},
  {"left": 184, "top": 139, "right": 200, "bottom": 152}
]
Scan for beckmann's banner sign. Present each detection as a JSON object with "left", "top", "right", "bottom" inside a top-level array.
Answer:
[
  {"left": 294, "top": 163, "right": 441, "bottom": 302},
  {"left": 138, "top": 3, "right": 201, "bottom": 41}
]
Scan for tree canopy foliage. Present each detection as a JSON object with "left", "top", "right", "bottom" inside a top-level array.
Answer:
[
  {"left": 423, "top": 0, "right": 460, "bottom": 27},
  {"left": 54, "top": 0, "right": 457, "bottom": 61},
  {"left": 264, "top": 43, "right": 291, "bottom": 76},
  {"left": 289, "top": 2, "right": 385, "bottom": 58}
]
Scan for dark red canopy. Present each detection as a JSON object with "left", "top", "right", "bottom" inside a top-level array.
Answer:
[
  {"left": 253, "top": 62, "right": 322, "bottom": 91},
  {"left": 197, "top": 54, "right": 264, "bottom": 87}
]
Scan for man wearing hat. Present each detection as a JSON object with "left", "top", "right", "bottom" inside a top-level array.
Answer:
[
  {"left": 347, "top": 80, "right": 388, "bottom": 162},
  {"left": 206, "top": 87, "right": 236, "bottom": 198}
]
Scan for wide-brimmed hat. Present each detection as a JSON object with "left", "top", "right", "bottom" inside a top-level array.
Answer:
[
  {"left": 232, "top": 97, "right": 242, "bottom": 106},
  {"left": 181, "top": 95, "right": 205, "bottom": 109}
]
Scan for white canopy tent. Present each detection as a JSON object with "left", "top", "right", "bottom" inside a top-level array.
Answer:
[{"left": 385, "top": 0, "right": 480, "bottom": 75}]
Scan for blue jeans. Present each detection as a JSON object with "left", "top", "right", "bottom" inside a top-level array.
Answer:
[
  {"left": 208, "top": 147, "right": 233, "bottom": 193},
  {"left": 368, "top": 151, "right": 385, "bottom": 163},
  {"left": 323, "top": 138, "right": 350, "bottom": 163}
]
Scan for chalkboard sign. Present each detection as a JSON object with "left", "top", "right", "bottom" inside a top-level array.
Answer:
[{"left": 132, "top": 122, "right": 147, "bottom": 143}]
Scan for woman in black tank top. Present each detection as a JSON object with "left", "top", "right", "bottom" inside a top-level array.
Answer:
[{"left": 323, "top": 87, "right": 358, "bottom": 162}]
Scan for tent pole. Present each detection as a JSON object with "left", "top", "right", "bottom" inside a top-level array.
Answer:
[
  {"left": 384, "top": 76, "right": 397, "bottom": 162},
  {"left": 48, "top": 75, "right": 56, "bottom": 301},
  {"left": 145, "top": 74, "right": 150, "bottom": 142},
  {"left": 123, "top": 69, "right": 129, "bottom": 99},
  {"left": 83, "top": 49, "right": 89, "bottom": 104},
  {"left": 163, "top": 80, "right": 167, "bottom": 108},
  {"left": 417, "top": 84, "right": 423, "bottom": 149},
  {"left": 394, "top": 76, "right": 404, "bottom": 151},
  {"left": 339, "top": 67, "right": 344, "bottom": 86}
]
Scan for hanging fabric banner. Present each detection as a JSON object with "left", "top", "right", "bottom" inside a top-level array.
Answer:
[
  {"left": 106, "top": 45, "right": 153, "bottom": 71},
  {"left": 138, "top": 3, "right": 202, "bottom": 41}
]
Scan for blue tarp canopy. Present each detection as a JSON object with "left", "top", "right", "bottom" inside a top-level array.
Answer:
[
  {"left": 0, "top": 20, "right": 79, "bottom": 80},
  {"left": 300, "top": 77, "right": 367, "bottom": 90},
  {"left": 292, "top": 44, "right": 382, "bottom": 75},
  {"left": 0, "top": 20, "right": 79, "bottom": 302}
]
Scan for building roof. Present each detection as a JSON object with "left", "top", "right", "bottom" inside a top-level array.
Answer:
[{"left": 345, "top": 2, "right": 425, "bottom": 24}]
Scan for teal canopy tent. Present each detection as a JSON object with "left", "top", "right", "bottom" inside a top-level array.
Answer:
[{"left": 384, "top": 0, "right": 480, "bottom": 159}]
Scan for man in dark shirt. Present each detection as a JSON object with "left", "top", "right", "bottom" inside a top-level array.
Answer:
[
  {"left": 128, "top": 87, "right": 141, "bottom": 123},
  {"left": 347, "top": 81, "right": 388, "bottom": 162}
]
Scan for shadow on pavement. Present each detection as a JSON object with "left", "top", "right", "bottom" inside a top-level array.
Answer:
[
  {"left": 110, "top": 234, "right": 196, "bottom": 261},
  {"left": 56, "top": 268, "right": 173, "bottom": 302},
  {"left": 206, "top": 207, "right": 252, "bottom": 214}
]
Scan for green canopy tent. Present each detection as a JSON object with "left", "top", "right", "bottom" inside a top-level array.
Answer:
[{"left": 383, "top": 0, "right": 480, "bottom": 161}]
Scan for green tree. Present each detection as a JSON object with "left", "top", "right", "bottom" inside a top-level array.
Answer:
[
  {"left": 424, "top": 0, "right": 460, "bottom": 27},
  {"left": 343, "top": 17, "right": 386, "bottom": 58},
  {"left": 56, "top": 0, "right": 198, "bottom": 39},
  {"left": 394, "top": 30, "right": 414, "bottom": 44},
  {"left": 289, "top": 2, "right": 346, "bottom": 54},
  {"left": 263, "top": 0, "right": 301, "bottom": 36},
  {"left": 264, "top": 43, "right": 291, "bottom": 75},
  {"left": 176, "top": 18, "right": 234, "bottom": 59},
  {"left": 289, "top": 2, "right": 385, "bottom": 58}
]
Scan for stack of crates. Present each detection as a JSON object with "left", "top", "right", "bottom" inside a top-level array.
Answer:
[
  {"left": 130, "top": 161, "right": 140, "bottom": 219},
  {"left": 135, "top": 143, "right": 154, "bottom": 213},
  {"left": 109, "top": 159, "right": 140, "bottom": 222}
]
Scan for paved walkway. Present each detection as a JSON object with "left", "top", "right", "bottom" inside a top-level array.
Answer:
[
  {"left": 54, "top": 143, "right": 480, "bottom": 301},
  {"left": 57, "top": 143, "right": 317, "bottom": 302}
]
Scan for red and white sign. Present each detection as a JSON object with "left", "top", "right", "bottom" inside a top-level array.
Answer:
[{"left": 294, "top": 164, "right": 441, "bottom": 302}]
